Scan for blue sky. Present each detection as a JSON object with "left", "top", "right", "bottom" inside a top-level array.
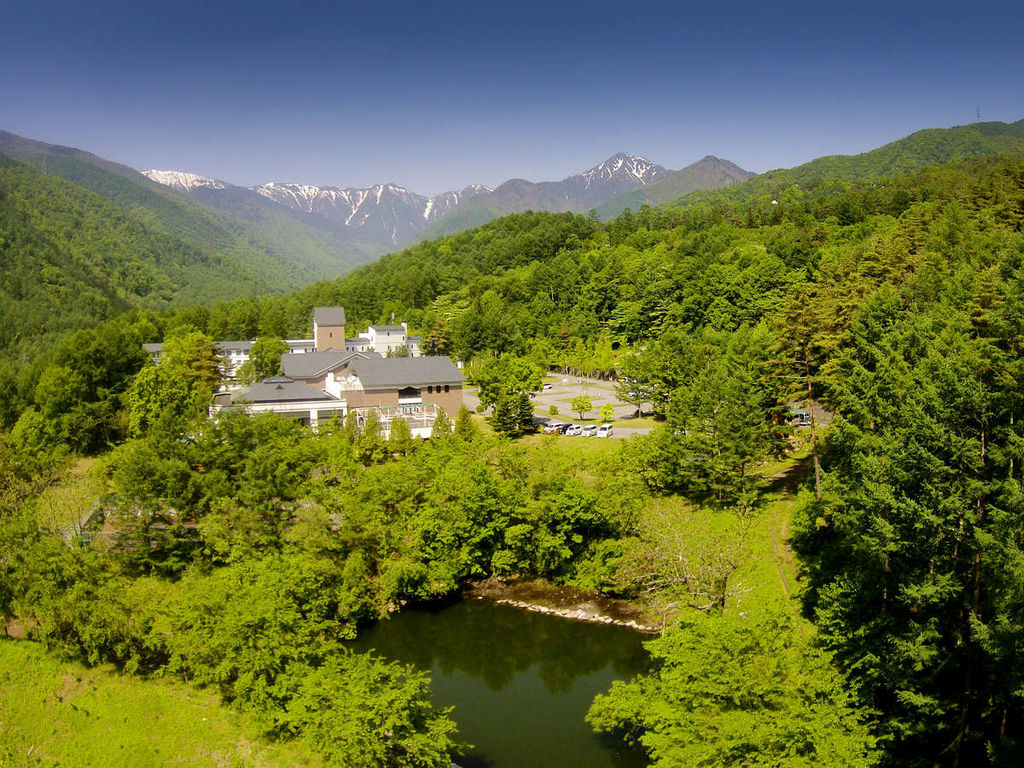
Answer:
[{"left": 2, "top": 0, "right": 1022, "bottom": 195}]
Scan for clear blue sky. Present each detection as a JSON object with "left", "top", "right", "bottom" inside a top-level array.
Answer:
[{"left": 2, "top": 0, "right": 1022, "bottom": 195}]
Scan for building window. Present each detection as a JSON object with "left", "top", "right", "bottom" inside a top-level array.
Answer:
[
  {"left": 444, "top": 385, "right": 450, "bottom": 393},
  {"left": 428, "top": 385, "right": 433, "bottom": 394}
]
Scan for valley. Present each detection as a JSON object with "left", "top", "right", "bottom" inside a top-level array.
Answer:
[{"left": 4, "top": 117, "right": 1024, "bottom": 767}]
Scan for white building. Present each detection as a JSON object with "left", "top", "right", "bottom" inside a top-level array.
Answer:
[{"left": 345, "top": 323, "right": 421, "bottom": 357}]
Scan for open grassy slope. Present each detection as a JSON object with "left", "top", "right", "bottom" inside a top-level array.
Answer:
[{"left": 0, "top": 640, "right": 325, "bottom": 767}]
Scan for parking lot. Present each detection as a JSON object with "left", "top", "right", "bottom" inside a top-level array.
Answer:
[{"left": 462, "top": 375, "right": 654, "bottom": 438}]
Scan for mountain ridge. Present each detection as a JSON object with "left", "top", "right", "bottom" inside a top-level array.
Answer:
[
  {"left": 0, "top": 129, "right": 371, "bottom": 285},
  {"left": 661, "top": 118, "right": 1024, "bottom": 213},
  {"left": 595, "top": 155, "right": 755, "bottom": 218},
  {"left": 142, "top": 152, "right": 701, "bottom": 248}
]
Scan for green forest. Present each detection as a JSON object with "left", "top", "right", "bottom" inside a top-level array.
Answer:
[{"left": 3, "top": 122, "right": 1024, "bottom": 766}]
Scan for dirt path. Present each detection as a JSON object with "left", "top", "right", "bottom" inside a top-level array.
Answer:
[
  {"left": 770, "top": 505, "right": 795, "bottom": 597},
  {"left": 765, "top": 456, "right": 810, "bottom": 600}
]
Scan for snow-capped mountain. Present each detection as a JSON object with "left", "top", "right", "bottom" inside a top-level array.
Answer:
[
  {"left": 253, "top": 182, "right": 488, "bottom": 224},
  {"left": 249, "top": 181, "right": 490, "bottom": 244},
  {"left": 580, "top": 152, "right": 666, "bottom": 188},
  {"left": 142, "top": 169, "right": 228, "bottom": 192},
  {"left": 554, "top": 152, "right": 669, "bottom": 208}
]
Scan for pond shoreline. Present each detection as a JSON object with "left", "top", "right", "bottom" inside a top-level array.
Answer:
[{"left": 463, "top": 579, "right": 660, "bottom": 633}]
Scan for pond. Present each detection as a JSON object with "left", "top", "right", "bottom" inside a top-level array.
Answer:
[{"left": 348, "top": 599, "right": 650, "bottom": 768}]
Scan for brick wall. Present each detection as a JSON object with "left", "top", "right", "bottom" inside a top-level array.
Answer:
[{"left": 344, "top": 385, "right": 463, "bottom": 417}]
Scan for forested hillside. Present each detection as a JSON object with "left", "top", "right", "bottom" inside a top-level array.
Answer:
[
  {"left": 0, "top": 154, "right": 308, "bottom": 360},
  {"left": 669, "top": 118, "right": 1024, "bottom": 214},
  {"left": 0, "top": 130, "right": 371, "bottom": 287},
  {"left": 165, "top": 154, "right": 1024, "bottom": 372}
]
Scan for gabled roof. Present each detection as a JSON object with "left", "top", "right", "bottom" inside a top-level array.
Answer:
[
  {"left": 313, "top": 306, "right": 346, "bottom": 327},
  {"left": 281, "top": 350, "right": 382, "bottom": 378},
  {"left": 281, "top": 349, "right": 351, "bottom": 379},
  {"left": 370, "top": 324, "right": 406, "bottom": 333},
  {"left": 350, "top": 356, "right": 464, "bottom": 389},
  {"left": 234, "top": 376, "right": 338, "bottom": 404}
]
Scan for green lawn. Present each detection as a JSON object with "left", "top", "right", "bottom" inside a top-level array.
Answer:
[
  {"left": 0, "top": 640, "right": 325, "bottom": 768},
  {"left": 518, "top": 431, "right": 624, "bottom": 458}
]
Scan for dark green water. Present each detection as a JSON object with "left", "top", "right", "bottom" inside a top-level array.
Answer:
[{"left": 349, "top": 599, "right": 650, "bottom": 768}]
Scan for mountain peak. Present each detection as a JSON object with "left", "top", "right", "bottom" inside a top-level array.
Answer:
[
  {"left": 142, "top": 169, "right": 228, "bottom": 192},
  {"left": 580, "top": 153, "right": 666, "bottom": 189}
]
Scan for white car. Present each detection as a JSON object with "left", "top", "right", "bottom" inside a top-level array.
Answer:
[
  {"left": 564, "top": 424, "right": 583, "bottom": 436},
  {"left": 596, "top": 424, "right": 613, "bottom": 438},
  {"left": 580, "top": 425, "right": 598, "bottom": 437}
]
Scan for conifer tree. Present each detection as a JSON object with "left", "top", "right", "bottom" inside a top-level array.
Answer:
[
  {"left": 454, "top": 405, "right": 478, "bottom": 441},
  {"left": 430, "top": 408, "right": 452, "bottom": 440},
  {"left": 388, "top": 416, "right": 412, "bottom": 455}
]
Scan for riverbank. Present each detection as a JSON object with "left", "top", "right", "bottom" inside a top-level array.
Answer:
[{"left": 464, "top": 579, "right": 660, "bottom": 633}]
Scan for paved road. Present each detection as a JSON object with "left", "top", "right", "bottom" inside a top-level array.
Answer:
[{"left": 463, "top": 374, "right": 653, "bottom": 437}]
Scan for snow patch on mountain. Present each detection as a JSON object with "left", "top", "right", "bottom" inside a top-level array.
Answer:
[
  {"left": 251, "top": 181, "right": 491, "bottom": 236},
  {"left": 142, "top": 169, "right": 228, "bottom": 191}
]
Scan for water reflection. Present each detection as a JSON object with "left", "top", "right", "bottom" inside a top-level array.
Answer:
[{"left": 348, "top": 599, "right": 650, "bottom": 768}]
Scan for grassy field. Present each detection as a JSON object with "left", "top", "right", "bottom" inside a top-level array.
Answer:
[
  {"left": 29, "top": 458, "right": 108, "bottom": 535},
  {"left": 0, "top": 640, "right": 324, "bottom": 768}
]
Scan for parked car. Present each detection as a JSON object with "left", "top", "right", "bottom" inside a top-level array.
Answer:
[
  {"left": 542, "top": 383, "right": 553, "bottom": 390},
  {"left": 580, "top": 424, "right": 598, "bottom": 437},
  {"left": 596, "top": 424, "right": 613, "bottom": 438},
  {"left": 543, "top": 422, "right": 565, "bottom": 434},
  {"left": 564, "top": 424, "right": 583, "bottom": 436},
  {"left": 789, "top": 409, "right": 812, "bottom": 427}
]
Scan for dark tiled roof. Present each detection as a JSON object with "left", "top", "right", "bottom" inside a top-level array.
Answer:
[
  {"left": 370, "top": 325, "right": 406, "bottom": 333},
  {"left": 234, "top": 376, "right": 338, "bottom": 404},
  {"left": 313, "top": 306, "right": 346, "bottom": 327},
  {"left": 280, "top": 349, "right": 351, "bottom": 379},
  {"left": 351, "top": 357, "right": 463, "bottom": 389}
]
